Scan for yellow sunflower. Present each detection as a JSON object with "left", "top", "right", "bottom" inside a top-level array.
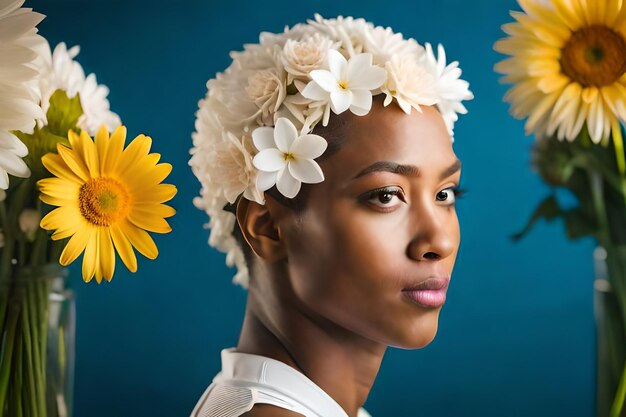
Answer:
[
  {"left": 494, "top": 0, "right": 626, "bottom": 144},
  {"left": 38, "top": 126, "right": 177, "bottom": 283}
]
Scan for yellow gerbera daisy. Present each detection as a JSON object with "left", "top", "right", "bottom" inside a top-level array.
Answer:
[
  {"left": 38, "top": 125, "right": 177, "bottom": 283},
  {"left": 494, "top": 0, "right": 626, "bottom": 143}
]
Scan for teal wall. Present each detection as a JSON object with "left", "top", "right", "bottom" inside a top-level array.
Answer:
[{"left": 26, "top": 0, "right": 596, "bottom": 416}]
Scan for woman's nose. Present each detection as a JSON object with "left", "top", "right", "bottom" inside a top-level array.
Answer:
[{"left": 406, "top": 200, "right": 458, "bottom": 262}]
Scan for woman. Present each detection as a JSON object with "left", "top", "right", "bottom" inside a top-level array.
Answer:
[{"left": 189, "top": 14, "right": 473, "bottom": 417}]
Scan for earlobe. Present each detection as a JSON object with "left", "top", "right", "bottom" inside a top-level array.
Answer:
[{"left": 236, "top": 196, "right": 286, "bottom": 262}]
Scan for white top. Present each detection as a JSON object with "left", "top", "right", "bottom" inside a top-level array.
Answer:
[{"left": 190, "top": 348, "right": 372, "bottom": 417}]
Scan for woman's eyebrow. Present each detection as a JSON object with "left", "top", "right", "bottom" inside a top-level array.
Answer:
[{"left": 353, "top": 159, "right": 461, "bottom": 180}]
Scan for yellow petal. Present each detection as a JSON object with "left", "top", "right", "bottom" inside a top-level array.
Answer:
[
  {"left": 134, "top": 184, "right": 177, "bottom": 204},
  {"left": 99, "top": 228, "right": 115, "bottom": 282},
  {"left": 128, "top": 211, "right": 172, "bottom": 233},
  {"left": 116, "top": 134, "right": 152, "bottom": 174},
  {"left": 120, "top": 219, "right": 158, "bottom": 259},
  {"left": 553, "top": 0, "right": 584, "bottom": 30},
  {"left": 40, "top": 194, "right": 73, "bottom": 207},
  {"left": 41, "top": 205, "right": 82, "bottom": 232},
  {"left": 82, "top": 231, "right": 98, "bottom": 282},
  {"left": 38, "top": 178, "right": 80, "bottom": 204},
  {"left": 102, "top": 126, "right": 127, "bottom": 176},
  {"left": 111, "top": 224, "right": 137, "bottom": 272},
  {"left": 120, "top": 153, "right": 160, "bottom": 182},
  {"left": 581, "top": 87, "right": 599, "bottom": 104},
  {"left": 41, "top": 153, "right": 83, "bottom": 184},
  {"left": 95, "top": 125, "right": 110, "bottom": 175},
  {"left": 79, "top": 130, "right": 100, "bottom": 178},
  {"left": 134, "top": 203, "right": 176, "bottom": 218},
  {"left": 60, "top": 225, "right": 94, "bottom": 267},
  {"left": 126, "top": 162, "right": 172, "bottom": 192},
  {"left": 68, "top": 130, "right": 84, "bottom": 156},
  {"left": 57, "top": 143, "right": 90, "bottom": 182}
]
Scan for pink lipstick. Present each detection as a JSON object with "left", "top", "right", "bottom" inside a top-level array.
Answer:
[{"left": 402, "top": 277, "right": 450, "bottom": 308}]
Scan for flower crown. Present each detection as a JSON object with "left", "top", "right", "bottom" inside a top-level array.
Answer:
[{"left": 190, "top": 14, "right": 473, "bottom": 287}]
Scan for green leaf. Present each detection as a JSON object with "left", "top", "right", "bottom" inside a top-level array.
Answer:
[
  {"left": 45, "top": 89, "right": 83, "bottom": 138},
  {"left": 563, "top": 207, "right": 597, "bottom": 240},
  {"left": 511, "top": 194, "right": 562, "bottom": 241}
]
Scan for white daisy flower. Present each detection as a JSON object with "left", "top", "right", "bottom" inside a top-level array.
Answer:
[
  {"left": 302, "top": 49, "right": 386, "bottom": 117},
  {"left": 252, "top": 117, "right": 327, "bottom": 198},
  {"left": 424, "top": 43, "right": 473, "bottom": 137},
  {"left": 38, "top": 42, "right": 121, "bottom": 136},
  {"left": 0, "top": 0, "right": 47, "bottom": 189}
]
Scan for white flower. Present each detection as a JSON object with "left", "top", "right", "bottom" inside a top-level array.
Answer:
[
  {"left": 252, "top": 117, "right": 327, "bottom": 198},
  {"left": 38, "top": 42, "right": 121, "bottom": 136},
  {"left": 76, "top": 73, "right": 121, "bottom": 135},
  {"left": 0, "top": 0, "right": 47, "bottom": 189},
  {"left": 423, "top": 43, "right": 473, "bottom": 137},
  {"left": 18, "top": 208, "right": 40, "bottom": 241},
  {"left": 361, "top": 25, "right": 424, "bottom": 66},
  {"left": 281, "top": 34, "right": 336, "bottom": 83},
  {"left": 382, "top": 55, "right": 439, "bottom": 114},
  {"left": 302, "top": 50, "right": 386, "bottom": 117}
]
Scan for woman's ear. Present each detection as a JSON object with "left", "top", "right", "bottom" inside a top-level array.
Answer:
[{"left": 236, "top": 196, "right": 286, "bottom": 262}]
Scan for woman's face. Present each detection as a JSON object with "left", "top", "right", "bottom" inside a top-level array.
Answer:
[{"left": 278, "top": 101, "right": 462, "bottom": 349}]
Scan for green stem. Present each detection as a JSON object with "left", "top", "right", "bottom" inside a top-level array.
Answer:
[
  {"left": 610, "top": 360, "right": 626, "bottom": 417},
  {"left": 14, "top": 320, "right": 24, "bottom": 417},
  {"left": 21, "top": 289, "right": 40, "bottom": 417},
  {"left": 0, "top": 232, "right": 16, "bottom": 341},
  {"left": 610, "top": 119, "right": 626, "bottom": 209},
  {"left": 0, "top": 292, "right": 21, "bottom": 415},
  {"left": 589, "top": 169, "right": 610, "bottom": 245},
  {"left": 27, "top": 278, "right": 45, "bottom": 417}
]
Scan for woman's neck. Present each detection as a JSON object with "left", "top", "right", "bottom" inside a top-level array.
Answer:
[{"left": 236, "top": 270, "right": 386, "bottom": 417}]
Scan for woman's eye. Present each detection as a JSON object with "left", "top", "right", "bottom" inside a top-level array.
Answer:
[
  {"left": 362, "top": 186, "right": 405, "bottom": 208},
  {"left": 436, "top": 186, "right": 466, "bottom": 205}
]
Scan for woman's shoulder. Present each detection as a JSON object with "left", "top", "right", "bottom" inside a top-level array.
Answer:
[{"left": 240, "top": 404, "right": 305, "bottom": 417}]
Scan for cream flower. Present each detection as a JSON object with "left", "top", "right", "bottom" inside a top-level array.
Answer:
[
  {"left": 212, "top": 131, "right": 264, "bottom": 205},
  {"left": 212, "top": 43, "right": 284, "bottom": 132},
  {"left": 252, "top": 117, "right": 327, "bottom": 198},
  {"left": 424, "top": 43, "right": 473, "bottom": 137},
  {"left": 0, "top": 0, "right": 46, "bottom": 188},
  {"left": 307, "top": 14, "right": 371, "bottom": 57},
  {"left": 18, "top": 208, "right": 40, "bottom": 241},
  {"left": 38, "top": 42, "right": 121, "bottom": 136},
  {"left": 382, "top": 54, "right": 439, "bottom": 114},
  {"left": 246, "top": 68, "right": 287, "bottom": 123},
  {"left": 281, "top": 34, "right": 336, "bottom": 83},
  {"left": 302, "top": 50, "right": 386, "bottom": 116}
]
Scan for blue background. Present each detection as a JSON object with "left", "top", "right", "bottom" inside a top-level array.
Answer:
[{"left": 25, "top": 0, "right": 597, "bottom": 416}]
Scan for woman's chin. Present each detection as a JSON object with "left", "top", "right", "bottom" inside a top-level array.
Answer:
[{"left": 391, "top": 313, "right": 441, "bottom": 349}]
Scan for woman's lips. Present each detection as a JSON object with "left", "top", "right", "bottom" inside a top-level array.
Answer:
[{"left": 402, "top": 277, "right": 450, "bottom": 308}]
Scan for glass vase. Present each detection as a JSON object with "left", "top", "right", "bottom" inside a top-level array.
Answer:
[
  {"left": 593, "top": 246, "right": 626, "bottom": 417},
  {"left": 0, "top": 264, "right": 75, "bottom": 417}
]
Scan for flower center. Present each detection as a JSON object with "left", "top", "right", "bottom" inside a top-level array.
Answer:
[
  {"left": 283, "top": 152, "right": 295, "bottom": 161},
  {"left": 560, "top": 25, "right": 626, "bottom": 87},
  {"left": 338, "top": 80, "right": 349, "bottom": 90},
  {"left": 79, "top": 177, "right": 131, "bottom": 226}
]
